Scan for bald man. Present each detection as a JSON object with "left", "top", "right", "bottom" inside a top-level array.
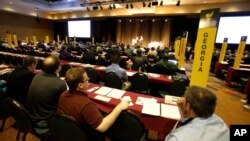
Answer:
[{"left": 28, "top": 55, "right": 67, "bottom": 137}]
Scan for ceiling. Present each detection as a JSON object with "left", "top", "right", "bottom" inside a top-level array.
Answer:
[{"left": 0, "top": 0, "right": 250, "bottom": 19}]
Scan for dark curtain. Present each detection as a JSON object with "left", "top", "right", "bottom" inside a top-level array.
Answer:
[{"left": 116, "top": 19, "right": 172, "bottom": 47}]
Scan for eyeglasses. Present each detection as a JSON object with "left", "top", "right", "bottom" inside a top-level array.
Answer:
[{"left": 82, "top": 78, "right": 89, "bottom": 83}]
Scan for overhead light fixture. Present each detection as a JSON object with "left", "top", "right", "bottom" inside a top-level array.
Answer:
[
  {"left": 148, "top": 2, "right": 151, "bottom": 7},
  {"left": 92, "top": 6, "right": 98, "bottom": 10},
  {"left": 142, "top": 2, "right": 146, "bottom": 7},
  {"left": 109, "top": 5, "right": 112, "bottom": 10},
  {"left": 126, "top": 3, "right": 129, "bottom": 9},
  {"left": 176, "top": 0, "right": 180, "bottom": 6},
  {"left": 130, "top": 3, "right": 133, "bottom": 9},
  {"left": 152, "top": 1, "right": 158, "bottom": 6},
  {"left": 160, "top": 1, "right": 163, "bottom": 6}
]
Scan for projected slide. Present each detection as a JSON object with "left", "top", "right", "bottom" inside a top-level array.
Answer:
[
  {"left": 68, "top": 20, "right": 91, "bottom": 38},
  {"left": 216, "top": 16, "right": 250, "bottom": 44}
]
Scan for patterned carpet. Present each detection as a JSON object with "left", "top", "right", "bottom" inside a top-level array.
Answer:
[{"left": 185, "top": 62, "right": 250, "bottom": 126}]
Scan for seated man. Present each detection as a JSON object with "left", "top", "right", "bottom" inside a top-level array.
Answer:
[
  {"left": 106, "top": 49, "right": 131, "bottom": 90},
  {"left": 156, "top": 53, "right": 178, "bottom": 75},
  {"left": 132, "top": 48, "right": 148, "bottom": 71},
  {"left": 164, "top": 86, "right": 229, "bottom": 141},
  {"left": 28, "top": 55, "right": 67, "bottom": 137},
  {"left": 58, "top": 67, "right": 130, "bottom": 141},
  {"left": 6, "top": 56, "right": 37, "bottom": 108}
]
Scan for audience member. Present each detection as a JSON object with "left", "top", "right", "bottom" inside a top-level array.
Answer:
[
  {"left": 28, "top": 55, "right": 67, "bottom": 137},
  {"left": 58, "top": 67, "right": 130, "bottom": 141},
  {"left": 59, "top": 45, "right": 72, "bottom": 60},
  {"left": 131, "top": 49, "right": 148, "bottom": 71},
  {"left": 241, "top": 93, "right": 250, "bottom": 110},
  {"left": 106, "top": 49, "right": 131, "bottom": 90},
  {"left": 156, "top": 53, "right": 178, "bottom": 75},
  {"left": 164, "top": 86, "right": 229, "bottom": 141},
  {"left": 240, "top": 63, "right": 250, "bottom": 110},
  {"left": 185, "top": 43, "right": 193, "bottom": 61},
  {"left": 147, "top": 47, "right": 157, "bottom": 57},
  {"left": 6, "top": 56, "right": 37, "bottom": 108}
]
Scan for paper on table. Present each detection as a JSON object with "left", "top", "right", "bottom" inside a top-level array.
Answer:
[
  {"left": 164, "top": 95, "right": 181, "bottom": 105},
  {"left": 94, "top": 95, "right": 111, "bottom": 102},
  {"left": 147, "top": 73, "right": 160, "bottom": 78},
  {"left": 106, "top": 89, "right": 125, "bottom": 99},
  {"left": 82, "top": 64, "right": 96, "bottom": 68},
  {"left": 126, "top": 71, "right": 136, "bottom": 76},
  {"left": 94, "top": 86, "right": 113, "bottom": 95},
  {"left": 135, "top": 97, "right": 158, "bottom": 105},
  {"left": 87, "top": 86, "right": 100, "bottom": 92},
  {"left": 168, "top": 76, "right": 172, "bottom": 80},
  {"left": 161, "top": 103, "right": 181, "bottom": 120},
  {"left": 142, "top": 102, "right": 160, "bottom": 116},
  {"left": 69, "top": 62, "right": 81, "bottom": 65}
]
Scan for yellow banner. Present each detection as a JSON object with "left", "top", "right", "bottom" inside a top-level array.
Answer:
[
  {"left": 178, "top": 31, "right": 188, "bottom": 69},
  {"left": 233, "top": 36, "right": 248, "bottom": 68},
  {"left": 13, "top": 33, "right": 18, "bottom": 47},
  {"left": 33, "top": 35, "right": 37, "bottom": 46},
  {"left": 7, "top": 31, "right": 12, "bottom": 48},
  {"left": 26, "top": 36, "right": 29, "bottom": 43},
  {"left": 218, "top": 38, "right": 228, "bottom": 62},
  {"left": 92, "top": 37, "right": 95, "bottom": 44},
  {"left": 190, "top": 28, "right": 217, "bottom": 87},
  {"left": 57, "top": 35, "right": 60, "bottom": 43},
  {"left": 65, "top": 35, "right": 68, "bottom": 44},
  {"left": 45, "top": 36, "right": 49, "bottom": 44},
  {"left": 174, "top": 37, "right": 180, "bottom": 59}
]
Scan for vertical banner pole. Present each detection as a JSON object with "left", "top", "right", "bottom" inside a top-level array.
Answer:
[
  {"left": 65, "top": 35, "right": 68, "bottom": 44},
  {"left": 174, "top": 36, "right": 181, "bottom": 59},
  {"left": 26, "top": 36, "right": 29, "bottom": 43},
  {"left": 218, "top": 38, "right": 228, "bottom": 63},
  {"left": 233, "top": 36, "right": 248, "bottom": 69},
  {"left": 74, "top": 36, "right": 76, "bottom": 45},
  {"left": 7, "top": 31, "right": 12, "bottom": 48},
  {"left": 92, "top": 37, "right": 95, "bottom": 44},
  {"left": 13, "top": 32, "right": 18, "bottom": 47},
  {"left": 45, "top": 36, "right": 50, "bottom": 44},
  {"left": 33, "top": 35, "right": 37, "bottom": 46},
  {"left": 57, "top": 35, "right": 60, "bottom": 43},
  {"left": 190, "top": 8, "right": 220, "bottom": 87},
  {"left": 178, "top": 31, "right": 188, "bottom": 69}
]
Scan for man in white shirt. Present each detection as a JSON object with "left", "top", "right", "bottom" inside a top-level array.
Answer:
[{"left": 165, "top": 86, "right": 229, "bottom": 141}]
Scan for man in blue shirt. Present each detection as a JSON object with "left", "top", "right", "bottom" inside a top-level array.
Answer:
[
  {"left": 165, "top": 86, "right": 229, "bottom": 141},
  {"left": 106, "top": 48, "right": 131, "bottom": 90}
]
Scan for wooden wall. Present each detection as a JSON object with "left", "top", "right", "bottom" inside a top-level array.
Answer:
[{"left": 0, "top": 11, "right": 54, "bottom": 42}]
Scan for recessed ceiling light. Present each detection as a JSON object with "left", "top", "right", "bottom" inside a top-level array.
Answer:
[{"left": 10, "top": 1, "right": 13, "bottom": 5}]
